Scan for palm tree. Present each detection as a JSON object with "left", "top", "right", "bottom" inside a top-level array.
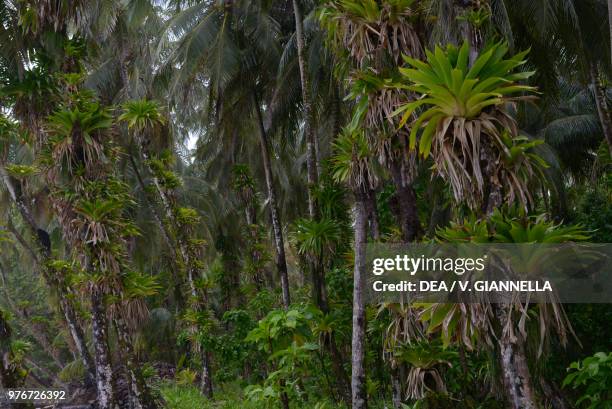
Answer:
[
  {"left": 331, "top": 128, "right": 379, "bottom": 409},
  {"left": 161, "top": 0, "right": 293, "bottom": 307},
  {"left": 431, "top": 211, "right": 588, "bottom": 409},
  {"left": 42, "top": 74, "right": 159, "bottom": 408},
  {"left": 291, "top": 0, "right": 319, "bottom": 219},
  {"left": 319, "top": 0, "right": 424, "bottom": 242},
  {"left": 0, "top": 101, "right": 97, "bottom": 388}
]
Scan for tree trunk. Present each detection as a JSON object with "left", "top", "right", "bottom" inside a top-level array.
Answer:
[
  {"left": 114, "top": 312, "right": 157, "bottom": 409},
  {"left": 391, "top": 366, "right": 402, "bottom": 409},
  {"left": 388, "top": 160, "right": 420, "bottom": 242},
  {"left": 200, "top": 352, "right": 213, "bottom": 399},
  {"left": 90, "top": 287, "right": 116, "bottom": 409},
  {"left": 351, "top": 192, "right": 368, "bottom": 409},
  {"left": 253, "top": 89, "right": 291, "bottom": 308},
  {"left": 590, "top": 65, "right": 612, "bottom": 157},
  {"left": 365, "top": 190, "right": 380, "bottom": 241},
  {"left": 496, "top": 305, "right": 537, "bottom": 409},
  {"left": 60, "top": 298, "right": 96, "bottom": 387},
  {"left": 129, "top": 155, "right": 177, "bottom": 255},
  {"left": 292, "top": 0, "right": 319, "bottom": 217}
]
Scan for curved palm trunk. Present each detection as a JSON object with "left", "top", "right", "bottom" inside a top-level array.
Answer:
[
  {"left": 292, "top": 0, "right": 319, "bottom": 217},
  {"left": 0, "top": 166, "right": 96, "bottom": 386},
  {"left": 351, "top": 191, "right": 368, "bottom": 409},
  {"left": 253, "top": 90, "right": 291, "bottom": 308},
  {"left": 129, "top": 154, "right": 186, "bottom": 309},
  {"left": 132, "top": 135, "right": 214, "bottom": 397}
]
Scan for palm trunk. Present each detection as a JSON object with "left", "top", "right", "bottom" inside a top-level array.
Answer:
[
  {"left": 60, "top": 297, "right": 96, "bottom": 386},
  {"left": 365, "top": 189, "right": 380, "bottom": 241},
  {"left": 185, "top": 259, "right": 213, "bottom": 399},
  {"left": 129, "top": 154, "right": 177, "bottom": 254},
  {"left": 292, "top": 0, "right": 319, "bottom": 217},
  {"left": 90, "top": 287, "right": 116, "bottom": 409},
  {"left": 114, "top": 311, "right": 157, "bottom": 409},
  {"left": 351, "top": 191, "right": 368, "bottom": 409},
  {"left": 391, "top": 366, "right": 402, "bottom": 409},
  {"left": 253, "top": 89, "right": 291, "bottom": 308},
  {"left": 496, "top": 305, "right": 537, "bottom": 409},
  {"left": 129, "top": 154, "right": 185, "bottom": 309},
  {"left": 200, "top": 351, "right": 213, "bottom": 398},
  {"left": 590, "top": 65, "right": 612, "bottom": 157}
]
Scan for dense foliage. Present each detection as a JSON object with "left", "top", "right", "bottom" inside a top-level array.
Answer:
[{"left": 0, "top": 1, "right": 610, "bottom": 409}]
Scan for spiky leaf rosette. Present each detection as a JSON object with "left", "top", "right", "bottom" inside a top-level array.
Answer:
[
  {"left": 428, "top": 209, "right": 589, "bottom": 355},
  {"left": 330, "top": 128, "right": 379, "bottom": 192},
  {"left": 319, "top": 0, "right": 421, "bottom": 68},
  {"left": 395, "top": 41, "right": 544, "bottom": 208}
]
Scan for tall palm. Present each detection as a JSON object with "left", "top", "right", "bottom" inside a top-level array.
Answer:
[
  {"left": 319, "top": 0, "right": 424, "bottom": 242},
  {"left": 42, "top": 72, "right": 159, "bottom": 408},
  {"left": 0, "top": 68, "right": 97, "bottom": 389},
  {"left": 161, "top": 0, "right": 293, "bottom": 307},
  {"left": 331, "top": 128, "right": 379, "bottom": 409},
  {"left": 291, "top": 0, "right": 319, "bottom": 218}
]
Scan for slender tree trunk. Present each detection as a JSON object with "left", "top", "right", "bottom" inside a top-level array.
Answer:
[
  {"left": 365, "top": 190, "right": 380, "bottom": 241},
  {"left": 292, "top": 0, "right": 330, "bottom": 317},
  {"left": 60, "top": 297, "right": 96, "bottom": 386},
  {"left": 114, "top": 312, "right": 157, "bottom": 409},
  {"left": 253, "top": 90, "right": 291, "bottom": 308},
  {"left": 391, "top": 366, "right": 402, "bottom": 409},
  {"left": 351, "top": 191, "right": 368, "bottom": 409},
  {"left": 496, "top": 305, "right": 537, "bottom": 409},
  {"left": 292, "top": 0, "right": 319, "bottom": 217},
  {"left": 129, "top": 155, "right": 177, "bottom": 254},
  {"left": 129, "top": 154, "right": 185, "bottom": 309},
  {"left": 184, "top": 256, "right": 213, "bottom": 399},
  {"left": 90, "top": 287, "right": 116, "bottom": 409},
  {"left": 200, "top": 352, "right": 213, "bottom": 398},
  {"left": 590, "top": 65, "right": 612, "bottom": 157}
]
